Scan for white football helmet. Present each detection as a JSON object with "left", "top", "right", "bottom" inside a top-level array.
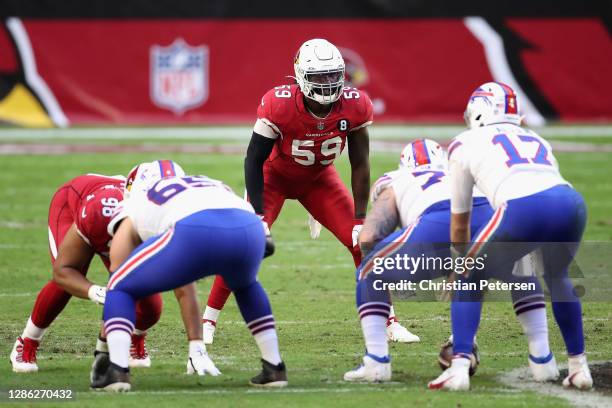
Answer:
[
  {"left": 399, "top": 139, "right": 447, "bottom": 171},
  {"left": 464, "top": 82, "right": 522, "bottom": 129},
  {"left": 294, "top": 38, "right": 345, "bottom": 105},
  {"left": 125, "top": 160, "right": 185, "bottom": 198}
]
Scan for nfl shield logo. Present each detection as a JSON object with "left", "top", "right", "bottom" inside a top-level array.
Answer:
[
  {"left": 150, "top": 39, "right": 209, "bottom": 115},
  {"left": 317, "top": 122, "right": 325, "bottom": 130}
]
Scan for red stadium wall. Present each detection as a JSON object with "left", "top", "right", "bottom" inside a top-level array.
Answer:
[{"left": 1, "top": 17, "right": 610, "bottom": 126}]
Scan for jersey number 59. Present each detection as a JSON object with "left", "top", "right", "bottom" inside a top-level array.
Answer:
[{"left": 292, "top": 136, "right": 343, "bottom": 166}]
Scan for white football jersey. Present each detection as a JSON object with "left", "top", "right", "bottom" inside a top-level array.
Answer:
[
  {"left": 370, "top": 168, "right": 406, "bottom": 203},
  {"left": 448, "top": 123, "right": 569, "bottom": 212},
  {"left": 110, "top": 176, "right": 254, "bottom": 241},
  {"left": 389, "top": 170, "right": 452, "bottom": 227}
]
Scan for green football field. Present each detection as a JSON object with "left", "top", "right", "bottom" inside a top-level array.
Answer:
[{"left": 0, "top": 129, "right": 611, "bottom": 407}]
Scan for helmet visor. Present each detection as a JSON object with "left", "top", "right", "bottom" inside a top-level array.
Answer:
[{"left": 304, "top": 69, "right": 344, "bottom": 99}]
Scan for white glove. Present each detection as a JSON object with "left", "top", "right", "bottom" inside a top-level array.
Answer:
[
  {"left": 186, "top": 340, "right": 221, "bottom": 376},
  {"left": 352, "top": 224, "right": 363, "bottom": 247},
  {"left": 87, "top": 284, "right": 106, "bottom": 305},
  {"left": 308, "top": 215, "right": 322, "bottom": 240}
]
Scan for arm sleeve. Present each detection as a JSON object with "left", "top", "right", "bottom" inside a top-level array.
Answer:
[
  {"left": 244, "top": 132, "right": 276, "bottom": 215},
  {"left": 349, "top": 90, "right": 374, "bottom": 132},
  {"left": 449, "top": 148, "right": 475, "bottom": 214}
]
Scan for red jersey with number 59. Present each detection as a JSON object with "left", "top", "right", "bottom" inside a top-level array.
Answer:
[
  {"left": 255, "top": 84, "right": 373, "bottom": 178},
  {"left": 54, "top": 174, "right": 124, "bottom": 263}
]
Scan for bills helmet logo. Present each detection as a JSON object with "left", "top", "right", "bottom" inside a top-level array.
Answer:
[{"left": 150, "top": 38, "right": 209, "bottom": 115}]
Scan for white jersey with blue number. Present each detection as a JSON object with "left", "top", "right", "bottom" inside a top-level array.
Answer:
[
  {"left": 113, "top": 176, "right": 254, "bottom": 241},
  {"left": 449, "top": 123, "right": 569, "bottom": 212},
  {"left": 372, "top": 169, "right": 486, "bottom": 228},
  {"left": 390, "top": 170, "right": 451, "bottom": 227}
]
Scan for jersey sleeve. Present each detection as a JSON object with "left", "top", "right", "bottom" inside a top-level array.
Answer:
[
  {"left": 370, "top": 169, "right": 403, "bottom": 203},
  {"left": 347, "top": 88, "right": 374, "bottom": 132},
  {"left": 448, "top": 135, "right": 475, "bottom": 214},
  {"left": 255, "top": 87, "right": 291, "bottom": 139},
  {"left": 107, "top": 201, "right": 127, "bottom": 237},
  {"left": 75, "top": 187, "right": 122, "bottom": 251}
]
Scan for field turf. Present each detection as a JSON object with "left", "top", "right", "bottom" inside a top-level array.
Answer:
[{"left": 0, "top": 135, "right": 611, "bottom": 407}]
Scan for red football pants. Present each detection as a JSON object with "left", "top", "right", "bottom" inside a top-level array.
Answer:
[
  {"left": 29, "top": 186, "right": 162, "bottom": 331},
  {"left": 206, "top": 164, "right": 362, "bottom": 311}
]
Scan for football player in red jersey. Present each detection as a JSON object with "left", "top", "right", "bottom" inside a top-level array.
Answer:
[
  {"left": 10, "top": 173, "right": 163, "bottom": 373},
  {"left": 202, "top": 38, "right": 418, "bottom": 344}
]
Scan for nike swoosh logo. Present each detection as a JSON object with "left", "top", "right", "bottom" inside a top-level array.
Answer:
[{"left": 81, "top": 207, "right": 87, "bottom": 218}]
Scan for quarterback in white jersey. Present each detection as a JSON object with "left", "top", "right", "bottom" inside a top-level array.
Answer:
[
  {"left": 429, "top": 82, "right": 592, "bottom": 391},
  {"left": 448, "top": 123, "right": 569, "bottom": 213}
]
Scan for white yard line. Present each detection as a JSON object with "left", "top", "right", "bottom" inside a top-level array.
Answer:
[
  {"left": 0, "top": 125, "right": 611, "bottom": 140},
  {"left": 498, "top": 364, "right": 612, "bottom": 408}
]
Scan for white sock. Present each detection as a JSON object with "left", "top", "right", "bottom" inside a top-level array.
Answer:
[
  {"left": 361, "top": 315, "right": 388, "bottom": 357},
  {"left": 22, "top": 317, "right": 46, "bottom": 341},
  {"left": 203, "top": 306, "right": 221, "bottom": 323},
  {"left": 517, "top": 308, "right": 550, "bottom": 358},
  {"left": 451, "top": 356, "right": 471, "bottom": 372},
  {"left": 133, "top": 329, "right": 145, "bottom": 336},
  {"left": 253, "top": 329, "right": 282, "bottom": 365},
  {"left": 107, "top": 330, "right": 131, "bottom": 369},
  {"left": 96, "top": 337, "right": 109, "bottom": 353}
]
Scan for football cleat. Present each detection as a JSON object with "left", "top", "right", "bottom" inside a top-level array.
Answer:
[
  {"left": 250, "top": 359, "right": 288, "bottom": 388},
  {"left": 563, "top": 354, "right": 593, "bottom": 390},
  {"left": 202, "top": 320, "right": 216, "bottom": 345},
  {"left": 90, "top": 362, "right": 131, "bottom": 392},
  {"left": 343, "top": 354, "right": 391, "bottom": 383},
  {"left": 528, "top": 353, "right": 559, "bottom": 382},
  {"left": 10, "top": 337, "right": 39, "bottom": 373},
  {"left": 128, "top": 333, "right": 151, "bottom": 368},
  {"left": 386, "top": 321, "right": 420, "bottom": 343},
  {"left": 428, "top": 357, "right": 471, "bottom": 391},
  {"left": 90, "top": 351, "right": 110, "bottom": 384}
]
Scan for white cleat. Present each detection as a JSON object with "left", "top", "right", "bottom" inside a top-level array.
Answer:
[
  {"left": 10, "top": 337, "right": 39, "bottom": 373},
  {"left": 128, "top": 334, "right": 151, "bottom": 368},
  {"left": 386, "top": 321, "right": 420, "bottom": 343},
  {"left": 344, "top": 354, "right": 391, "bottom": 383},
  {"left": 563, "top": 354, "right": 593, "bottom": 390},
  {"left": 428, "top": 357, "right": 471, "bottom": 391},
  {"left": 308, "top": 215, "right": 322, "bottom": 240},
  {"left": 203, "top": 321, "right": 216, "bottom": 345},
  {"left": 529, "top": 353, "right": 559, "bottom": 382}
]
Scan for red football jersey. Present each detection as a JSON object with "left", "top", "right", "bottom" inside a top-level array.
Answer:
[
  {"left": 59, "top": 174, "right": 124, "bottom": 266},
  {"left": 257, "top": 84, "right": 373, "bottom": 178}
]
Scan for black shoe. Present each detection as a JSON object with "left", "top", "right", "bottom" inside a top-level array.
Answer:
[
  {"left": 90, "top": 362, "right": 131, "bottom": 392},
  {"left": 90, "top": 351, "right": 110, "bottom": 384},
  {"left": 250, "top": 359, "right": 287, "bottom": 388}
]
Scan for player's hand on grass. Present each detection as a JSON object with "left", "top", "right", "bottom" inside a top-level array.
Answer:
[
  {"left": 260, "top": 216, "right": 275, "bottom": 258},
  {"left": 187, "top": 340, "right": 221, "bottom": 376},
  {"left": 87, "top": 284, "right": 107, "bottom": 305}
]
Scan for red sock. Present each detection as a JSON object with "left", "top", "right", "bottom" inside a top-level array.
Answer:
[
  {"left": 135, "top": 293, "right": 163, "bottom": 332},
  {"left": 30, "top": 280, "right": 72, "bottom": 329},
  {"left": 350, "top": 245, "right": 362, "bottom": 267},
  {"left": 207, "top": 275, "right": 232, "bottom": 310}
]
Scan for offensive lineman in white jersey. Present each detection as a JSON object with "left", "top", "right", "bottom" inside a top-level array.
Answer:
[
  {"left": 429, "top": 82, "right": 592, "bottom": 391},
  {"left": 344, "top": 139, "right": 547, "bottom": 383},
  {"left": 91, "top": 169, "right": 287, "bottom": 391}
]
